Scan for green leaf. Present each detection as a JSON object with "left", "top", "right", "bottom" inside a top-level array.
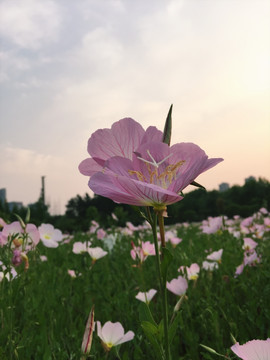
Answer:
[
  {"left": 25, "top": 207, "right": 31, "bottom": 224},
  {"left": 161, "top": 247, "right": 173, "bottom": 286},
  {"left": 200, "top": 344, "right": 228, "bottom": 358},
  {"left": 139, "top": 302, "right": 157, "bottom": 327},
  {"left": 157, "top": 319, "right": 164, "bottom": 342},
  {"left": 190, "top": 181, "right": 206, "bottom": 190},
  {"left": 162, "top": 104, "right": 173, "bottom": 146},
  {"left": 131, "top": 206, "right": 151, "bottom": 223},
  {"left": 141, "top": 321, "right": 165, "bottom": 360},
  {"left": 14, "top": 213, "right": 26, "bottom": 230}
]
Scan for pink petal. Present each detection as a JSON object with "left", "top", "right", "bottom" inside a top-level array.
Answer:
[
  {"left": 88, "top": 118, "right": 145, "bottom": 160},
  {"left": 79, "top": 158, "right": 104, "bottom": 176},
  {"left": 140, "top": 126, "right": 163, "bottom": 144},
  {"left": 231, "top": 338, "right": 270, "bottom": 360},
  {"left": 168, "top": 142, "right": 223, "bottom": 192},
  {"left": 102, "top": 322, "right": 124, "bottom": 344},
  {"left": 114, "top": 330, "right": 135, "bottom": 345},
  {"left": 2, "top": 221, "right": 23, "bottom": 237},
  {"left": 89, "top": 172, "right": 182, "bottom": 206}
]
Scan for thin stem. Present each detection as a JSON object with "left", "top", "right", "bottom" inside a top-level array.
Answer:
[
  {"left": 151, "top": 212, "right": 171, "bottom": 360},
  {"left": 157, "top": 211, "right": 166, "bottom": 248}
]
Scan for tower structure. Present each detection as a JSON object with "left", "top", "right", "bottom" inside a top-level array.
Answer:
[{"left": 40, "top": 176, "right": 45, "bottom": 205}]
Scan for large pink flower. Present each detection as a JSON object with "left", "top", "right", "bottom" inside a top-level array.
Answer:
[{"left": 80, "top": 118, "right": 223, "bottom": 208}]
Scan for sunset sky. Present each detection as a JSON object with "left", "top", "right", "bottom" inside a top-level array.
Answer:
[{"left": 1, "top": 0, "right": 269, "bottom": 214}]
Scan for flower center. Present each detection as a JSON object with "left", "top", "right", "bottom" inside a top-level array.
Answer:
[{"left": 128, "top": 150, "right": 185, "bottom": 189}]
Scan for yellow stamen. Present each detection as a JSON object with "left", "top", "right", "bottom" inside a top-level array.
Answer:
[
  {"left": 128, "top": 170, "right": 146, "bottom": 182},
  {"left": 130, "top": 151, "right": 185, "bottom": 189}
]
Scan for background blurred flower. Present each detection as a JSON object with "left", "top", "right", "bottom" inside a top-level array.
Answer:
[
  {"left": 67, "top": 269, "right": 76, "bottom": 278},
  {"left": 179, "top": 263, "right": 200, "bottom": 280},
  {"left": 88, "top": 247, "right": 108, "bottom": 261},
  {"left": 72, "top": 241, "right": 92, "bottom": 254},
  {"left": 135, "top": 289, "right": 157, "bottom": 303},
  {"left": 38, "top": 223, "right": 63, "bottom": 248},
  {"left": 96, "top": 321, "right": 134, "bottom": 351},
  {"left": 202, "top": 261, "right": 219, "bottom": 271},
  {"left": 166, "top": 276, "right": 188, "bottom": 296},
  {"left": 206, "top": 249, "right": 223, "bottom": 263},
  {"left": 2, "top": 221, "right": 40, "bottom": 251},
  {"left": 97, "top": 228, "right": 106, "bottom": 240}
]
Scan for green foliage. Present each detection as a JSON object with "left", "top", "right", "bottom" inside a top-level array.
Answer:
[{"left": 1, "top": 220, "right": 269, "bottom": 359}]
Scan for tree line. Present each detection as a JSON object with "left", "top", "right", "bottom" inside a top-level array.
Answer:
[{"left": 1, "top": 177, "right": 269, "bottom": 233}]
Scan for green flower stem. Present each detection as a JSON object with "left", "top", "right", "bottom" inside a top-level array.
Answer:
[
  {"left": 151, "top": 212, "right": 171, "bottom": 360},
  {"left": 157, "top": 211, "right": 166, "bottom": 248}
]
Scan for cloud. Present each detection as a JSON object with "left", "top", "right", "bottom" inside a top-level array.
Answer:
[{"left": 0, "top": 0, "right": 62, "bottom": 49}]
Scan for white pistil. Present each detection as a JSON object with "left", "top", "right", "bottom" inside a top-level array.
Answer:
[{"left": 137, "top": 150, "right": 173, "bottom": 168}]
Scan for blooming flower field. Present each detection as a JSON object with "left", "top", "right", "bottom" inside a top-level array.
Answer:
[{"left": 1, "top": 208, "right": 269, "bottom": 359}]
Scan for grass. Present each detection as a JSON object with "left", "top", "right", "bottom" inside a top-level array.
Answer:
[{"left": 0, "top": 213, "right": 269, "bottom": 359}]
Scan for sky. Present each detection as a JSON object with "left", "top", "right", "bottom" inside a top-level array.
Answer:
[{"left": 0, "top": 0, "right": 269, "bottom": 215}]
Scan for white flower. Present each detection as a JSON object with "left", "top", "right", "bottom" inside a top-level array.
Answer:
[
  {"left": 135, "top": 289, "right": 157, "bottom": 303},
  {"left": 97, "top": 321, "right": 134, "bottom": 350},
  {"left": 88, "top": 247, "right": 108, "bottom": 260},
  {"left": 206, "top": 249, "right": 223, "bottom": 262},
  {"left": 72, "top": 241, "right": 91, "bottom": 254},
  {"left": 38, "top": 223, "right": 63, "bottom": 248},
  {"left": 202, "top": 261, "right": 218, "bottom": 271}
]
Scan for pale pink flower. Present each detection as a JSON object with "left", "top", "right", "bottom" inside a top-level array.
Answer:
[
  {"left": 244, "top": 251, "right": 261, "bottom": 266},
  {"left": 87, "top": 247, "right": 108, "bottom": 260},
  {"left": 40, "top": 255, "right": 48, "bottom": 262},
  {"left": 235, "top": 263, "right": 245, "bottom": 277},
  {"left": 38, "top": 223, "right": 63, "bottom": 248},
  {"left": 97, "top": 228, "right": 106, "bottom": 240},
  {"left": 201, "top": 216, "right": 223, "bottom": 234},
  {"left": 122, "top": 227, "right": 134, "bottom": 236},
  {"left": 231, "top": 338, "right": 270, "bottom": 360},
  {"left": 131, "top": 241, "right": 155, "bottom": 263},
  {"left": 165, "top": 230, "right": 182, "bottom": 246},
  {"left": 96, "top": 321, "right": 134, "bottom": 350},
  {"left": 166, "top": 276, "right": 188, "bottom": 296},
  {"left": 0, "top": 232, "right": 7, "bottom": 246},
  {"left": 170, "top": 236, "right": 183, "bottom": 246},
  {"left": 111, "top": 212, "right": 118, "bottom": 221},
  {"left": 243, "top": 237, "right": 258, "bottom": 252},
  {"left": 202, "top": 261, "right": 219, "bottom": 271},
  {"left": 259, "top": 207, "right": 268, "bottom": 215},
  {"left": 2, "top": 221, "right": 40, "bottom": 251},
  {"left": 141, "top": 241, "right": 155, "bottom": 257},
  {"left": 67, "top": 269, "right": 76, "bottom": 278},
  {"left": 80, "top": 118, "right": 223, "bottom": 207},
  {"left": 0, "top": 265, "right": 17, "bottom": 281},
  {"left": 241, "top": 217, "right": 253, "bottom": 230},
  {"left": 72, "top": 241, "right": 92, "bottom": 254},
  {"left": 126, "top": 221, "right": 138, "bottom": 231},
  {"left": 89, "top": 220, "right": 99, "bottom": 233},
  {"left": 206, "top": 249, "right": 223, "bottom": 263},
  {"left": 135, "top": 289, "right": 157, "bottom": 303},
  {"left": 179, "top": 263, "right": 200, "bottom": 280}
]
